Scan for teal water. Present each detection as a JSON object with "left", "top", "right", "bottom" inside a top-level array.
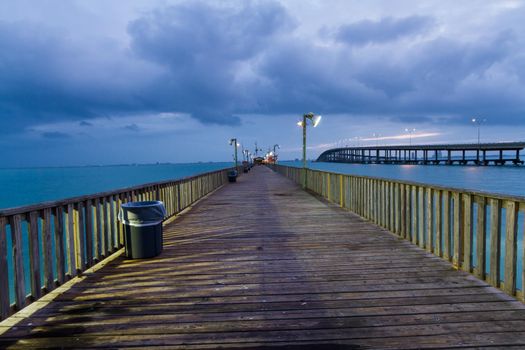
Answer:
[{"left": 0, "top": 162, "right": 231, "bottom": 210}]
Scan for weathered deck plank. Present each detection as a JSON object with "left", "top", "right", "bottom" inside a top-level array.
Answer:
[{"left": 1, "top": 166, "right": 524, "bottom": 349}]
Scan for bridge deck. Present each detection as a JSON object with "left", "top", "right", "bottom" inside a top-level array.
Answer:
[{"left": 1, "top": 166, "right": 525, "bottom": 349}]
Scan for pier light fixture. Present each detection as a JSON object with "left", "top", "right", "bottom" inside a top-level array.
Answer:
[
  {"left": 471, "top": 117, "right": 486, "bottom": 146},
  {"left": 273, "top": 144, "right": 280, "bottom": 162},
  {"left": 405, "top": 128, "right": 416, "bottom": 146},
  {"left": 229, "top": 138, "right": 239, "bottom": 168},
  {"left": 298, "top": 112, "right": 322, "bottom": 188}
]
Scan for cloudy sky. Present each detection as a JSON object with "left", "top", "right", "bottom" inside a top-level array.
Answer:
[{"left": 1, "top": 0, "right": 525, "bottom": 166}]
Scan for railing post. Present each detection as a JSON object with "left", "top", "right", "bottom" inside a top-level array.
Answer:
[
  {"left": 435, "top": 190, "right": 442, "bottom": 257},
  {"left": 10, "top": 214, "right": 26, "bottom": 310},
  {"left": 418, "top": 187, "right": 424, "bottom": 248},
  {"left": 85, "top": 200, "right": 94, "bottom": 267},
  {"left": 443, "top": 191, "right": 451, "bottom": 261},
  {"left": 66, "top": 203, "right": 76, "bottom": 277},
  {"left": 0, "top": 217, "right": 10, "bottom": 319},
  {"left": 54, "top": 206, "right": 66, "bottom": 284},
  {"left": 504, "top": 200, "right": 518, "bottom": 295},
  {"left": 41, "top": 208, "right": 54, "bottom": 292},
  {"left": 489, "top": 199, "right": 501, "bottom": 287},
  {"left": 426, "top": 188, "right": 433, "bottom": 252},
  {"left": 28, "top": 211, "right": 42, "bottom": 299},
  {"left": 452, "top": 192, "right": 463, "bottom": 268},
  {"left": 339, "top": 174, "right": 343, "bottom": 207},
  {"left": 327, "top": 172, "right": 331, "bottom": 201},
  {"left": 475, "top": 197, "right": 486, "bottom": 279},
  {"left": 462, "top": 194, "right": 473, "bottom": 272}
]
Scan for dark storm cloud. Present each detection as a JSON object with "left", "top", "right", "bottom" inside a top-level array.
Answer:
[
  {"left": 127, "top": 1, "right": 294, "bottom": 125},
  {"left": 0, "top": 20, "right": 158, "bottom": 134},
  {"left": 0, "top": 21, "right": 93, "bottom": 131},
  {"left": 335, "top": 16, "right": 436, "bottom": 46},
  {"left": 1, "top": 0, "right": 524, "bottom": 138},
  {"left": 253, "top": 20, "right": 525, "bottom": 124}
]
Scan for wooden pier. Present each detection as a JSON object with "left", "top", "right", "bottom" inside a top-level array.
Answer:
[
  {"left": 1, "top": 166, "right": 525, "bottom": 348},
  {"left": 318, "top": 142, "right": 525, "bottom": 165}
]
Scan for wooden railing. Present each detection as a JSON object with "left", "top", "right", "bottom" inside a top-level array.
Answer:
[
  {"left": 269, "top": 164, "right": 525, "bottom": 302},
  {"left": 0, "top": 167, "right": 235, "bottom": 321}
]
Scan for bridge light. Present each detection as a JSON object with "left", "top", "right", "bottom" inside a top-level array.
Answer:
[
  {"left": 471, "top": 117, "right": 487, "bottom": 146},
  {"left": 405, "top": 128, "right": 416, "bottom": 146}
]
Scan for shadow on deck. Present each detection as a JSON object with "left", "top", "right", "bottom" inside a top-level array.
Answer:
[{"left": 1, "top": 166, "right": 524, "bottom": 349}]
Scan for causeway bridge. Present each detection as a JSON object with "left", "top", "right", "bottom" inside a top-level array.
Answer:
[
  {"left": 318, "top": 142, "right": 525, "bottom": 165},
  {"left": 1, "top": 165, "right": 525, "bottom": 348}
]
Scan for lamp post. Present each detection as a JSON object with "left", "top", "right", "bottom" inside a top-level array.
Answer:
[
  {"left": 229, "top": 138, "right": 239, "bottom": 169},
  {"left": 254, "top": 141, "right": 262, "bottom": 157},
  {"left": 273, "top": 144, "right": 280, "bottom": 163},
  {"left": 298, "top": 112, "right": 322, "bottom": 188},
  {"left": 471, "top": 118, "right": 486, "bottom": 146},
  {"left": 405, "top": 128, "right": 416, "bottom": 146}
]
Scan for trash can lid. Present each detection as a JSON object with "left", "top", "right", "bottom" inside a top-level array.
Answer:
[
  {"left": 121, "top": 200, "right": 164, "bottom": 208},
  {"left": 119, "top": 200, "right": 166, "bottom": 225}
]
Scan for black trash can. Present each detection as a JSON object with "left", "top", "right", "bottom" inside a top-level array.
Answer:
[
  {"left": 118, "top": 201, "right": 166, "bottom": 259},
  {"left": 228, "top": 170, "right": 238, "bottom": 183}
]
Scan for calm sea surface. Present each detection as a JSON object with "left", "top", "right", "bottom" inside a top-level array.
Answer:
[
  {"left": 282, "top": 161, "right": 525, "bottom": 197},
  {"left": 0, "top": 162, "right": 232, "bottom": 210},
  {"left": 2, "top": 161, "right": 523, "bottom": 211}
]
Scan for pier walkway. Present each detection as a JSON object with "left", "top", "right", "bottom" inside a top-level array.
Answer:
[{"left": 1, "top": 166, "right": 525, "bottom": 348}]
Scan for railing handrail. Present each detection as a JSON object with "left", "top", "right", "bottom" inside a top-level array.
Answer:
[
  {"left": 0, "top": 167, "right": 233, "bottom": 217},
  {"left": 281, "top": 164, "right": 525, "bottom": 203}
]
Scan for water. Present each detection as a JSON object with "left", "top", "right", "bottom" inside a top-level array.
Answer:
[
  {"left": 282, "top": 161, "right": 525, "bottom": 197},
  {"left": 0, "top": 162, "right": 232, "bottom": 210}
]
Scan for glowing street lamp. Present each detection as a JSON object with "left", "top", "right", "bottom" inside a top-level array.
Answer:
[
  {"left": 471, "top": 118, "right": 486, "bottom": 146},
  {"left": 298, "top": 112, "right": 322, "bottom": 188},
  {"left": 229, "top": 138, "right": 239, "bottom": 168},
  {"left": 405, "top": 128, "right": 416, "bottom": 146},
  {"left": 273, "top": 144, "right": 280, "bottom": 162}
]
